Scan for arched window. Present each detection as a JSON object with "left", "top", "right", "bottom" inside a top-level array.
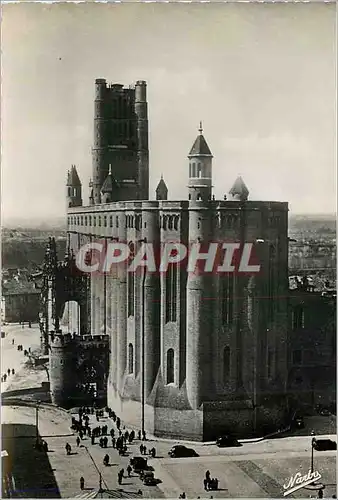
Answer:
[
  {"left": 166, "top": 264, "right": 177, "bottom": 323},
  {"left": 127, "top": 242, "right": 135, "bottom": 316},
  {"left": 173, "top": 216, "right": 179, "bottom": 231},
  {"left": 223, "top": 346, "right": 230, "bottom": 383},
  {"left": 128, "top": 343, "right": 134, "bottom": 374},
  {"left": 167, "top": 349, "right": 174, "bottom": 384},
  {"left": 168, "top": 216, "right": 173, "bottom": 230}
]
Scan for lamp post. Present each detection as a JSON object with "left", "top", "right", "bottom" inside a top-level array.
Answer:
[
  {"left": 311, "top": 430, "right": 316, "bottom": 474},
  {"left": 84, "top": 446, "right": 106, "bottom": 497}
]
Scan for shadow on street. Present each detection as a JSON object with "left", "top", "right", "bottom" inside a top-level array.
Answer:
[{"left": 2, "top": 423, "right": 61, "bottom": 498}]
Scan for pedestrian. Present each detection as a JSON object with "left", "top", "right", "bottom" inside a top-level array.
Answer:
[
  {"left": 112, "top": 437, "right": 116, "bottom": 448},
  {"left": 138, "top": 430, "right": 141, "bottom": 440},
  {"left": 110, "top": 428, "right": 115, "bottom": 438},
  {"left": 318, "top": 490, "right": 323, "bottom": 499},
  {"left": 142, "top": 430, "right": 146, "bottom": 440},
  {"left": 103, "top": 454, "right": 109, "bottom": 466},
  {"left": 3, "top": 374, "right": 7, "bottom": 382},
  {"left": 91, "top": 435, "right": 95, "bottom": 445},
  {"left": 12, "top": 339, "right": 14, "bottom": 345},
  {"left": 143, "top": 446, "right": 147, "bottom": 455},
  {"left": 140, "top": 444, "right": 143, "bottom": 455},
  {"left": 7, "top": 369, "right": 10, "bottom": 376},
  {"left": 127, "top": 465, "right": 132, "bottom": 477},
  {"left": 204, "top": 479, "right": 208, "bottom": 491},
  {"left": 65, "top": 443, "right": 71, "bottom": 455},
  {"left": 80, "top": 477, "right": 85, "bottom": 490},
  {"left": 206, "top": 470, "right": 210, "bottom": 481},
  {"left": 76, "top": 436, "right": 80, "bottom": 447}
]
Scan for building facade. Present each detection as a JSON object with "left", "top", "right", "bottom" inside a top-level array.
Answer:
[
  {"left": 287, "top": 279, "right": 336, "bottom": 412},
  {"left": 63, "top": 78, "right": 291, "bottom": 440}
]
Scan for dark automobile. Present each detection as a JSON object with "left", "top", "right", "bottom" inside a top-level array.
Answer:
[
  {"left": 168, "top": 445, "right": 199, "bottom": 458},
  {"left": 216, "top": 436, "right": 241, "bottom": 448},
  {"left": 313, "top": 439, "right": 337, "bottom": 451},
  {"left": 130, "top": 457, "right": 148, "bottom": 472},
  {"left": 143, "top": 476, "right": 158, "bottom": 486}
]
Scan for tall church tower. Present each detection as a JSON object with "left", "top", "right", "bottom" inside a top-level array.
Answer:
[
  {"left": 66, "top": 165, "right": 82, "bottom": 208},
  {"left": 188, "top": 123, "right": 213, "bottom": 202},
  {"left": 92, "top": 78, "right": 149, "bottom": 204}
]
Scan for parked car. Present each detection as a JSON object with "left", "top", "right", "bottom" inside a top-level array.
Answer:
[
  {"left": 168, "top": 445, "right": 199, "bottom": 458},
  {"left": 313, "top": 439, "right": 337, "bottom": 451},
  {"left": 319, "top": 408, "right": 331, "bottom": 416},
  {"left": 216, "top": 436, "right": 241, "bottom": 447},
  {"left": 143, "top": 476, "right": 158, "bottom": 486},
  {"left": 130, "top": 457, "right": 148, "bottom": 472}
]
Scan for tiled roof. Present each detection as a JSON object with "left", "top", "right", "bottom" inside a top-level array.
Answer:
[
  {"left": 156, "top": 177, "right": 168, "bottom": 193},
  {"left": 188, "top": 134, "right": 212, "bottom": 157}
]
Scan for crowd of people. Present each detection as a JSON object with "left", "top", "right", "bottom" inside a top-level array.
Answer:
[{"left": 67, "top": 405, "right": 156, "bottom": 493}]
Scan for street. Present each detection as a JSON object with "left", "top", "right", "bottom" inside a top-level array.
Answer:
[{"left": 1, "top": 323, "right": 336, "bottom": 499}]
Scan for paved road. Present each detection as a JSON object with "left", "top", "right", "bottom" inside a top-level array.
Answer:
[
  {"left": 1, "top": 323, "right": 41, "bottom": 391},
  {"left": 1, "top": 324, "right": 336, "bottom": 498}
]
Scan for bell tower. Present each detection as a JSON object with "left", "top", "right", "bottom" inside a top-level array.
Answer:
[{"left": 188, "top": 122, "right": 213, "bottom": 202}]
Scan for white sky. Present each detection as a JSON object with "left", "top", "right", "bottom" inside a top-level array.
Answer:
[{"left": 1, "top": 2, "right": 336, "bottom": 223}]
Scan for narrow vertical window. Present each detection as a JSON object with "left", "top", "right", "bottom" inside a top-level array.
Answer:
[
  {"left": 128, "top": 343, "right": 134, "bottom": 374},
  {"left": 268, "top": 245, "right": 275, "bottom": 322},
  {"left": 127, "top": 243, "right": 135, "bottom": 317},
  {"left": 166, "top": 264, "right": 177, "bottom": 322},
  {"left": 221, "top": 274, "right": 234, "bottom": 325},
  {"left": 167, "top": 349, "right": 174, "bottom": 384},
  {"left": 223, "top": 346, "right": 230, "bottom": 383}
]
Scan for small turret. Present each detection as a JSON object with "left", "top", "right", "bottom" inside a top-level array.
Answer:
[
  {"left": 101, "top": 165, "right": 118, "bottom": 203},
  {"left": 188, "top": 122, "right": 213, "bottom": 202},
  {"left": 229, "top": 176, "right": 249, "bottom": 202},
  {"left": 155, "top": 175, "right": 168, "bottom": 200},
  {"left": 66, "top": 165, "right": 82, "bottom": 208}
]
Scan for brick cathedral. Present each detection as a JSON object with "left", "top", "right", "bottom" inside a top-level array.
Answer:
[{"left": 55, "top": 78, "right": 291, "bottom": 440}]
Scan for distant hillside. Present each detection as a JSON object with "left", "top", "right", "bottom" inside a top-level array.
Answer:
[{"left": 1, "top": 230, "right": 66, "bottom": 270}]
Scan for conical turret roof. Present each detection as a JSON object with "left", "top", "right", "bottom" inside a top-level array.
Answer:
[
  {"left": 67, "top": 165, "right": 81, "bottom": 186},
  {"left": 229, "top": 176, "right": 249, "bottom": 201},
  {"left": 188, "top": 122, "right": 213, "bottom": 157},
  {"left": 101, "top": 165, "right": 118, "bottom": 193},
  {"left": 156, "top": 176, "right": 168, "bottom": 193}
]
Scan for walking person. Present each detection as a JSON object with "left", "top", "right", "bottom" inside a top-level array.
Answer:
[
  {"left": 76, "top": 436, "right": 81, "bottom": 447},
  {"left": 127, "top": 465, "right": 132, "bottom": 477},
  {"left": 80, "top": 477, "right": 85, "bottom": 490}
]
